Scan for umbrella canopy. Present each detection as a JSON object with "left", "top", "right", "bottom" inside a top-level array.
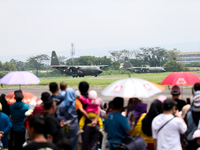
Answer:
[
  {"left": 161, "top": 72, "right": 200, "bottom": 86},
  {"left": 5, "top": 91, "right": 38, "bottom": 105},
  {"left": 101, "top": 78, "right": 165, "bottom": 98},
  {"left": 0, "top": 71, "right": 40, "bottom": 85}
]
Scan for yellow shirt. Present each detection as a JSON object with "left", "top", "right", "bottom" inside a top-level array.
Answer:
[{"left": 132, "top": 113, "right": 154, "bottom": 143}]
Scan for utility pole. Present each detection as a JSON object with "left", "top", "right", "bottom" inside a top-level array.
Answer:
[{"left": 71, "top": 43, "right": 75, "bottom": 62}]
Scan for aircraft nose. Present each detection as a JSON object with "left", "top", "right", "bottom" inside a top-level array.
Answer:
[{"left": 98, "top": 69, "right": 102, "bottom": 74}]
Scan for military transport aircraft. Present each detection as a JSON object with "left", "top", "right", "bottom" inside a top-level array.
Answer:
[
  {"left": 121, "top": 57, "right": 166, "bottom": 73},
  {"left": 51, "top": 51, "right": 108, "bottom": 77}
]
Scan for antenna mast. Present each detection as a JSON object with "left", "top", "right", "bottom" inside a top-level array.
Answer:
[{"left": 71, "top": 43, "right": 75, "bottom": 62}]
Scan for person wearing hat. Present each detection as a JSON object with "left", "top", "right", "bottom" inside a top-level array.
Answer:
[
  {"left": 152, "top": 98, "right": 187, "bottom": 150},
  {"left": 10, "top": 90, "right": 29, "bottom": 150},
  {"left": 171, "top": 85, "right": 186, "bottom": 111},
  {"left": 0, "top": 103, "right": 12, "bottom": 149}
]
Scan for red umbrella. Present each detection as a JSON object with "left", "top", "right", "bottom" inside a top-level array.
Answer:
[
  {"left": 161, "top": 72, "right": 200, "bottom": 86},
  {"left": 5, "top": 91, "right": 38, "bottom": 105}
]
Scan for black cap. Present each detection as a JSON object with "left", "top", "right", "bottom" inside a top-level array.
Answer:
[
  {"left": 163, "top": 98, "right": 177, "bottom": 110},
  {"left": 14, "top": 90, "right": 23, "bottom": 99}
]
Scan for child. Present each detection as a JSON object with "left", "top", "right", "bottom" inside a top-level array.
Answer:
[
  {"left": 77, "top": 90, "right": 103, "bottom": 134},
  {"left": 58, "top": 82, "right": 67, "bottom": 96}
]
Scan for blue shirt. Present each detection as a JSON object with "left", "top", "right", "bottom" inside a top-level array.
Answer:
[{"left": 104, "top": 112, "right": 130, "bottom": 147}]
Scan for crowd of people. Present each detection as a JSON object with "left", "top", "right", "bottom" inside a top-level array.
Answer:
[{"left": 1, "top": 81, "right": 200, "bottom": 150}]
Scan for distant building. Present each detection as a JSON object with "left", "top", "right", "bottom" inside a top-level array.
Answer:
[{"left": 177, "top": 52, "right": 200, "bottom": 64}]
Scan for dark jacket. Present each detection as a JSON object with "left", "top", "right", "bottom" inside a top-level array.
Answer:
[{"left": 10, "top": 101, "right": 29, "bottom": 131}]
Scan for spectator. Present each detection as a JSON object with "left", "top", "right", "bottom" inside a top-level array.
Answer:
[
  {"left": 76, "top": 81, "right": 100, "bottom": 150},
  {"left": 43, "top": 98, "right": 64, "bottom": 144},
  {"left": 49, "top": 82, "right": 65, "bottom": 105},
  {"left": 59, "top": 82, "right": 67, "bottom": 97},
  {"left": 104, "top": 97, "right": 135, "bottom": 149},
  {"left": 171, "top": 85, "right": 186, "bottom": 111},
  {"left": 10, "top": 90, "right": 29, "bottom": 150},
  {"left": 134, "top": 98, "right": 147, "bottom": 124},
  {"left": 141, "top": 99, "right": 163, "bottom": 150},
  {"left": 22, "top": 115, "right": 57, "bottom": 150},
  {"left": 57, "top": 138, "right": 72, "bottom": 150},
  {"left": 0, "top": 94, "right": 10, "bottom": 116},
  {"left": 0, "top": 103, "right": 12, "bottom": 149},
  {"left": 77, "top": 90, "right": 103, "bottom": 134},
  {"left": 57, "top": 88, "right": 79, "bottom": 150},
  {"left": 106, "top": 101, "right": 113, "bottom": 114},
  {"left": 126, "top": 98, "right": 135, "bottom": 126},
  {"left": 181, "top": 83, "right": 200, "bottom": 119},
  {"left": 152, "top": 98, "right": 187, "bottom": 150},
  {"left": 32, "top": 92, "right": 50, "bottom": 115},
  {"left": 185, "top": 93, "right": 200, "bottom": 149}
]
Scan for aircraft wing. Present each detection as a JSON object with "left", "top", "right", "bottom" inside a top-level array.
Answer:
[
  {"left": 51, "top": 65, "right": 81, "bottom": 69},
  {"left": 97, "top": 65, "right": 109, "bottom": 69}
]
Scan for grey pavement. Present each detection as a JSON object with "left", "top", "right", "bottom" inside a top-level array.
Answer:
[{"left": 0, "top": 86, "right": 193, "bottom": 109}]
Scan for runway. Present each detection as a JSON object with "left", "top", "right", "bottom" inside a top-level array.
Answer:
[{"left": 0, "top": 86, "right": 193, "bottom": 108}]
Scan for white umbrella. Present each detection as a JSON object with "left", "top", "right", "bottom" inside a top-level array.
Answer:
[{"left": 101, "top": 78, "right": 165, "bottom": 98}]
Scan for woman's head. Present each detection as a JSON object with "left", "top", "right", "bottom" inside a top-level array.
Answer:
[{"left": 66, "top": 88, "right": 75, "bottom": 102}]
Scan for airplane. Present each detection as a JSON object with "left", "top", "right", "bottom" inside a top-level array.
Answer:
[
  {"left": 121, "top": 57, "right": 166, "bottom": 73},
  {"left": 51, "top": 51, "right": 108, "bottom": 77}
]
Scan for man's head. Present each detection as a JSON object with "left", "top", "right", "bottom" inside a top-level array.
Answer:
[
  {"left": 194, "top": 83, "right": 200, "bottom": 92},
  {"left": 112, "top": 97, "right": 124, "bottom": 110},
  {"left": 44, "top": 98, "right": 57, "bottom": 114},
  {"left": 60, "top": 82, "right": 67, "bottom": 91},
  {"left": 49, "top": 82, "right": 59, "bottom": 94},
  {"left": 163, "top": 98, "right": 177, "bottom": 112},
  {"left": 171, "top": 85, "right": 181, "bottom": 97},
  {"left": 57, "top": 138, "right": 72, "bottom": 150},
  {"left": 14, "top": 90, "right": 24, "bottom": 102},
  {"left": 29, "top": 115, "right": 45, "bottom": 140},
  {"left": 41, "top": 92, "right": 50, "bottom": 103},
  {"left": 78, "top": 81, "right": 89, "bottom": 94}
]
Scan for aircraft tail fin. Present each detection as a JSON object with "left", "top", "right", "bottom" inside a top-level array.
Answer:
[
  {"left": 123, "top": 57, "right": 132, "bottom": 68},
  {"left": 51, "top": 51, "right": 60, "bottom": 66}
]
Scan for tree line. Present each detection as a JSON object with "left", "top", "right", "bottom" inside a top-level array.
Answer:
[{"left": 0, "top": 47, "right": 194, "bottom": 76}]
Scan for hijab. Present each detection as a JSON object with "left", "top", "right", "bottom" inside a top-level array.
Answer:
[
  {"left": 142, "top": 99, "right": 163, "bottom": 136},
  {"left": 62, "top": 88, "right": 75, "bottom": 113},
  {"left": 134, "top": 103, "right": 147, "bottom": 124}
]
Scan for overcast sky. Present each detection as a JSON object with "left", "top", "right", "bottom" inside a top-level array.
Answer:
[{"left": 0, "top": 0, "right": 200, "bottom": 62}]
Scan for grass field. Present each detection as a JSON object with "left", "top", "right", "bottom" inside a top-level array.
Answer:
[
  {"left": 38, "top": 71, "right": 200, "bottom": 87},
  {"left": 1, "top": 71, "right": 200, "bottom": 88}
]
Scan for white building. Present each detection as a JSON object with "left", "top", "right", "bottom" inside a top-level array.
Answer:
[{"left": 177, "top": 52, "right": 200, "bottom": 64}]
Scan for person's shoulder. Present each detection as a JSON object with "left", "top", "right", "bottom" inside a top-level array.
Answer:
[{"left": 23, "top": 142, "right": 57, "bottom": 150}]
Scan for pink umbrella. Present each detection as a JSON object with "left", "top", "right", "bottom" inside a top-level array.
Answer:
[{"left": 161, "top": 72, "right": 200, "bottom": 86}]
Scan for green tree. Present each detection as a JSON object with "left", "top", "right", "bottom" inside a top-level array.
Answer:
[
  {"left": 167, "top": 48, "right": 180, "bottom": 61},
  {"left": 3, "top": 62, "right": 16, "bottom": 71},
  {"left": 0, "top": 61, "right": 3, "bottom": 71},
  {"left": 164, "top": 60, "right": 189, "bottom": 72},
  {"left": 27, "top": 54, "right": 50, "bottom": 76},
  {"left": 136, "top": 47, "right": 168, "bottom": 67}
]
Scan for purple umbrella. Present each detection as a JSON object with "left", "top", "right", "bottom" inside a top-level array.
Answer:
[{"left": 0, "top": 71, "right": 40, "bottom": 85}]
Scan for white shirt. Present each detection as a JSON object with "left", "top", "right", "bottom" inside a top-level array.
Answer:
[{"left": 152, "top": 114, "right": 187, "bottom": 150}]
